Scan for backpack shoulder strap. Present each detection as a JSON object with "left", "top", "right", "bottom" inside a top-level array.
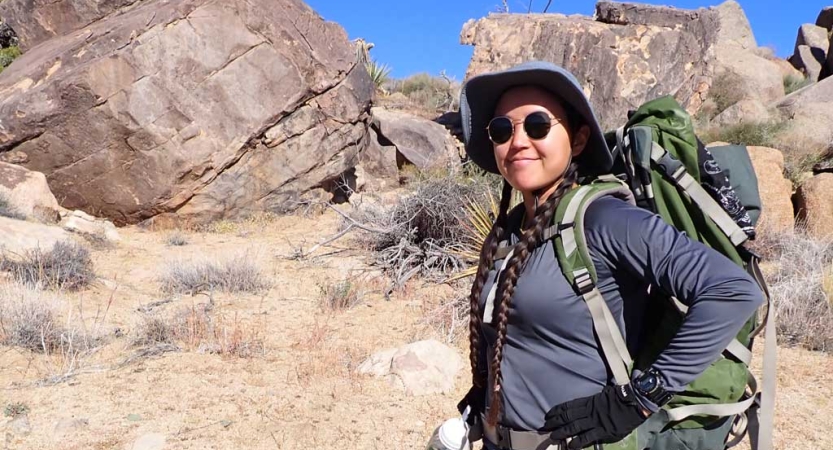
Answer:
[{"left": 552, "top": 177, "right": 636, "bottom": 385}]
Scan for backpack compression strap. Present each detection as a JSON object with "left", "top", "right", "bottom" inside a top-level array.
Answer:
[
  {"left": 650, "top": 143, "right": 749, "bottom": 247},
  {"left": 552, "top": 179, "right": 637, "bottom": 386}
]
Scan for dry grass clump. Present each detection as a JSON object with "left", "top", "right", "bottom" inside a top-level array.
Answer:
[
  {"left": 699, "top": 121, "right": 788, "bottom": 149},
  {"left": 165, "top": 231, "right": 189, "bottom": 246},
  {"left": 757, "top": 230, "right": 833, "bottom": 352},
  {"left": 353, "top": 173, "right": 499, "bottom": 289},
  {"left": 132, "top": 306, "right": 265, "bottom": 358},
  {"left": 0, "top": 241, "right": 95, "bottom": 290},
  {"left": 0, "top": 284, "right": 104, "bottom": 366},
  {"left": 158, "top": 253, "right": 270, "bottom": 294},
  {"left": 318, "top": 279, "right": 365, "bottom": 311}
]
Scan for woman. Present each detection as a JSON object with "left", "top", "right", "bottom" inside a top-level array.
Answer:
[{"left": 455, "top": 61, "right": 763, "bottom": 450}]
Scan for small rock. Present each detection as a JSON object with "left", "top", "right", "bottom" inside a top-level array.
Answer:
[
  {"left": 359, "top": 339, "right": 463, "bottom": 396},
  {"left": 53, "top": 417, "right": 89, "bottom": 439},
  {"left": 129, "top": 433, "right": 166, "bottom": 450},
  {"left": 7, "top": 415, "right": 31, "bottom": 436},
  {"left": 60, "top": 210, "right": 121, "bottom": 242}
]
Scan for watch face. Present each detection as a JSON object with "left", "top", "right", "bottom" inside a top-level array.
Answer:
[{"left": 636, "top": 373, "right": 658, "bottom": 393}]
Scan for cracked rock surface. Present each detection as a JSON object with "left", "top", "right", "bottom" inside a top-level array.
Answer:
[{"left": 0, "top": 0, "right": 373, "bottom": 225}]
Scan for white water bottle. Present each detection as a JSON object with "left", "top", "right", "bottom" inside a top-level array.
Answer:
[{"left": 425, "top": 407, "right": 472, "bottom": 450}]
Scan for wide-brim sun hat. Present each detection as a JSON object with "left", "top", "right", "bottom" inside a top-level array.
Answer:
[{"left": 460, "top": 60, "right": 613, "bottom": 176}]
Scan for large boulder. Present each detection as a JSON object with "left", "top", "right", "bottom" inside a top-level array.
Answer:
[
  {"left": 711, "top": 1, "right": 784, "bottom": 105},
  {"left": 461, "top": 1, "right": 781, "bottom": 130},
  {"left": 791, "top": 45, "right": 825, "bottom": 82},
  {"left": 0, "top": 0, "right": 374, "bottom": 225},
  {"left": 775, "top": 76, "right": 833, "bottom": 158},
  {"left": 370, "top": 108, "right": 458, "bottom": 171},
  {"left": 795, "top": 174, "right": 833, "bottom": 238},
  {"left": 0, "top": 0, "right": 139, "bottom": 51},
  {"left": 816, "top": 7, "right": 833, "bottom": 31},
  {"left": 0, "top": 216, "right": 71, "bottom": 256},
  {"left": 746, "top": 146, "right": 795, "bottom": 234},
  {"left": 358, "top": 339, "right": 463, "bottom": 396},
  {"left": 0, "top": 162, "right": 61, "bottom": 222},
  {"left": 357, "top": 126, "right": 399, "bottom": 191}
]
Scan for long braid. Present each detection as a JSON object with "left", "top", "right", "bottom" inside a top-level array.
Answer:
[
  {"left": 469, "top": 180, "right": 514, "bottom": 389},
  {"left": 486, "top": 162, "right": 579, "bottom": 426}
]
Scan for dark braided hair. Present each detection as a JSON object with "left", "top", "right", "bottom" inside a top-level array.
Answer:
[
  {"left": 484, "top": 162, "right": 578, "bottom": 426},
  {"left": 468, "top": 180, "right": 514, "bottom": 390},
  {"left": 468, "top": 87, "right": 588, "bottom": 426}
]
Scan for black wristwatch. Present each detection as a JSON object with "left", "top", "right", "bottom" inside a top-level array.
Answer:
[{"left": 633, "top": 368, "right": 674, "bottom": 406}]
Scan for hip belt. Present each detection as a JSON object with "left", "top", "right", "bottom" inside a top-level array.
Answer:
[{"left": 482, "top": 414, "right": 567, "bottom": 450}]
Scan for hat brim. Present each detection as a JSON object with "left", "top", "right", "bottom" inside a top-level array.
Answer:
[{"left": 460, "top": 62, "right": 613, "bottom": 176}]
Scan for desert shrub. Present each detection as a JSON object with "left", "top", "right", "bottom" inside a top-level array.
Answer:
[
  {"left": 0, "top": 284, "right": 102, "bottom": 358},
  {"left": 158, "top": 253, "right": 270, "bottom": 294},
  {"left": 318, "top": 279, "right": 364, "bottom": 311},
  {"left": 709, "top": 71, "right": 745, "bottom": 117},
  {"left": 388, "top": 72, "right": 459, "bottom": 112},
  {"left": 759, "top": 230, "right": 833, "bottom": 352},
  {"left": 699, "top": 121, "right": 787, "bottom": 148},
  {"left": 0, "top": 46, "right": 20, "bottom": 74},
  {"left": 783, "top": 74, "right": 813, "bottom": 95},
  {"left": 165, "top": 231, "right": 189, "bottom": 247},
  {"left": 354, "top": 172, "right": 501, "bottom": 288},
  {"left": 0, "top": 293, "right": 64, "bottom": 352},
  {"left": 0, "top": 192, "right": 24, "bottom": 220},
  {"left": 3, "top": 402, "right": 29, "bottom": 418},
  {"left": 1, "top": 241, "right": 95, "bottom": 290}
]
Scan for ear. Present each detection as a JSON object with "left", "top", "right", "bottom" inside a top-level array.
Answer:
[{"left": 571, "top": 125, "right": 590, "bottom": 157}]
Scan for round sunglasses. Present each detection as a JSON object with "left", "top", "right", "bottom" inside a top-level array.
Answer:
[{"left": 486, "top": 111, "right": 560, "bottom": 145}]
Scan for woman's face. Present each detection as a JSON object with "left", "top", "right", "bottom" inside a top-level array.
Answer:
[{"left": 491, "top": 86, "right": 589, "bottom": 195}]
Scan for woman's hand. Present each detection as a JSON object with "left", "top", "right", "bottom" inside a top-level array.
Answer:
[
  {"left": 457, "top": 385, "right": 486, "bottom": 423},
  {"left": 543, "top": 384, "right": 648, "bottom": 449}
]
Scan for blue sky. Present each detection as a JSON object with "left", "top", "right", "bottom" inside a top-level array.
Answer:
[{"left": 304, "top": 0, "right": 829, "bottom": 81}]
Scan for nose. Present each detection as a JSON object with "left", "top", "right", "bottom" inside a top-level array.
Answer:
[{"left": 508, "top": 122, "right": 531, "bottom": 149}]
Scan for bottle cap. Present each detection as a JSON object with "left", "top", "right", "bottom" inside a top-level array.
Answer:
[{"left": 439, "top": 417, "right": 469, "bottom": 450}]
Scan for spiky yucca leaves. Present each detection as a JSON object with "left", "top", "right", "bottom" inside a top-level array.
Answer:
[
  {"left": 366, "top": 59, "right": 391, "bottom": 92},
  {"left": 447, "top": 190, "right": 501, "bottom": 281}
]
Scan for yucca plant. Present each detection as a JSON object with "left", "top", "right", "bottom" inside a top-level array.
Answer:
[
  {"left": 446, "top": 191, "right": 500, "bottom": 281},
  {"left": 366, "top": 59, "right": 391, "bottom": 92}
]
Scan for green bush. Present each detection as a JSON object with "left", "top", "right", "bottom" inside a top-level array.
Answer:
[
  {"left": 783, "top": 74, "right": 813, "bottom": 95},
  {"left": 699, "top": 121, "right": 787, "bottom": 148},
  {"left": 0, "top": 46, "right": 21, "bottom": 73}
]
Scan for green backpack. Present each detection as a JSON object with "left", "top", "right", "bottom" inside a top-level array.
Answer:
[{"left": 496, "top": 96, "right": 776, "bottom": 449}]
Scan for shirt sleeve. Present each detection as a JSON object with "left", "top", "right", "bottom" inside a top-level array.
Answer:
[{"left": 582, "top": 196, "right": 764, "bottom": 410}]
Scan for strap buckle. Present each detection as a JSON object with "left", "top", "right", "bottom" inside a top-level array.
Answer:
[{"left": 573, "top": 268, "right": 595, "bottom": 295}]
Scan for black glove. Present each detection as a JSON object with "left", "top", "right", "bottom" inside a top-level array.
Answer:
[
  {"left": 543, "top": 384, "right": 648, "bottom": 449},
  {"left": 457, "top": 384, "right": 486, "bottom": 425}
]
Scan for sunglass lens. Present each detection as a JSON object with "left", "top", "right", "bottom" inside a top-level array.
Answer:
[
  {"left": 524, "top": 112, "right": 552, "bottom": 140},
  {"left": 488, "top": 117, "right": 513, "bottom": 144}
]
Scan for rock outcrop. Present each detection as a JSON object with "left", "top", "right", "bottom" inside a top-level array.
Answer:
[
  {"left": 0, "top": 162, "right": 61, "bottom": 223},
  {"left": 370, "top": 108, "right": 458, "bottom": 171},
  {"left": 776, "top": 75, "right": 833, "bottom": 159},
  {"left": 0, "top": 216, "right": 72, "bottom": 256},
  {"left": 795, "top": 173, "right": 833, "bottom": 238},
  {"left": 0, "top": 0, "right": 373, "bottom": 225},
  {"left": 0, "top": 0, "right": 139, "bottom": 51},
  {"left": 746, "top": 146, "right": 795, "bottom": 234},
  {"left": 460, "top": 1, "right": 781, "bottom": 129}
]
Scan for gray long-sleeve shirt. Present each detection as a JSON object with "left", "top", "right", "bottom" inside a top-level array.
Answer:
[{"left": 479, "top": 196, "right": 763, "bottom": 431}]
